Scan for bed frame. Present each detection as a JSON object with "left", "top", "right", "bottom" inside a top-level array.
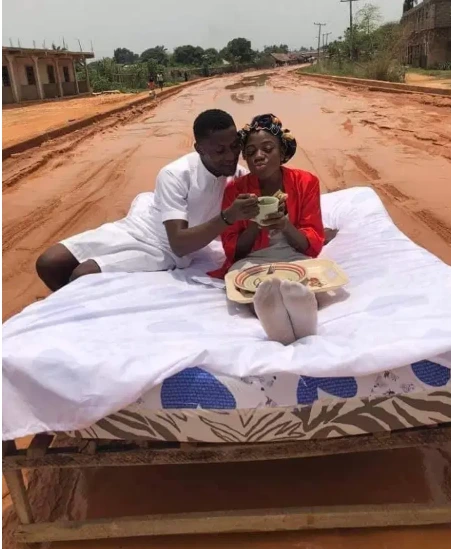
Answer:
[{"left": 3, "top": 424, "right": 451, "bottom": 543}]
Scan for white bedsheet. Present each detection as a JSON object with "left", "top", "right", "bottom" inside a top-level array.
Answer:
[{"left": 3, "top": 187, "right": 451, "bottom": 440}]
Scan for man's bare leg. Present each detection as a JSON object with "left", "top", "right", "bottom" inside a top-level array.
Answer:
[
  {"left": 36, "top": 244, "right": 80, "bottom": 291},
  {"left": 69, "top": 259, "right": 101, "bottom": 283},
  {"left": 36, "top": 244, "right": 100, "bottom": 291}
]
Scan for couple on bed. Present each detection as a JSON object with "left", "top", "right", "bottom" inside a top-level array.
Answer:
[{"left": 36, "top": 109, "right": 334, "bottom": 345}]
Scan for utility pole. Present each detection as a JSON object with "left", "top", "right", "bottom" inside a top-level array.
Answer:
[
  {"left": 314, "top": 23, "right": 326, "bottom": 63},
  {"left": 340, "top": 0, "right": 361, "bottom": 60},
  {"left": 325, "top": 32, "right": 332, "bottom": 49}
]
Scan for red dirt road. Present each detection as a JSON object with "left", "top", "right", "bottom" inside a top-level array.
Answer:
[
  {"left": 2, "top": 69, "right": 451, "bottom": 548},
  {"left": 3, "top": 68, "right": 451, "bottom": 321}
]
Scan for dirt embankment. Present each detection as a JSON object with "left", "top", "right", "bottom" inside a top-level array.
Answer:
[{"left": 2, "top": 93, "right": 145, "bottom": 149}]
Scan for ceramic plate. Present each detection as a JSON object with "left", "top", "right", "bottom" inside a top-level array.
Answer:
[{"left": 234, "top": 263, "right": 307, "bottom": 293}]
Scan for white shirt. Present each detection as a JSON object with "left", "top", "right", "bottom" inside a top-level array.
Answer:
[{"left": 133, "top": 152, "right": 247, "bottom": 267}]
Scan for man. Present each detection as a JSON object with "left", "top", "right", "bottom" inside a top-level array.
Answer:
[
  {"left": 156, "top": 73, "right": 164, "bottom": 91},
  {"left": 36, "top": 110, "right": 259, "bottom": 291}
]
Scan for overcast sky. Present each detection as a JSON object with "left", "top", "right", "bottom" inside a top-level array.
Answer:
[{"left": 3, "top": 0, "right": 403, "bottom": 58}]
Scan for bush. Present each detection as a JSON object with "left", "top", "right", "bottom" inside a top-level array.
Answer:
[
  {"left": 363, "top": 58, "right": 405, "bottom": 82},
  {"left": 304, "top": 58, "right": 406, "bottom": 83}
]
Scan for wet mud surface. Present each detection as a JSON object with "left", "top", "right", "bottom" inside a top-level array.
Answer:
[{"left": 3, "top": 67, "right": 451, "bottom": 548}]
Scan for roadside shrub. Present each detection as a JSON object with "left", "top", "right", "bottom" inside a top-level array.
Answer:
[{"left": 363, "top": 58, "right": 406, "bottom": 82}]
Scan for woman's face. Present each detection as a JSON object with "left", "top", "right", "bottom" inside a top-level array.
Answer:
[{"left": 243, "top": 131, "right": 282, "bottom": 179}]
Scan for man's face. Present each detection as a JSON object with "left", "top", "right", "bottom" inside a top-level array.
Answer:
[{"left": 196, "top": 126, "right": 241, "bottom": 177}]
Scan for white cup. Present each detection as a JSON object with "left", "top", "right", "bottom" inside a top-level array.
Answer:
[{"left": 253, "top": 196, "right": 279, "bottom": 225}]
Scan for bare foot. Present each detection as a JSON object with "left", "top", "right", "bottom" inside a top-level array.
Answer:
[
  {"left": 280, "top": 280, "right": 318, "bottom": 340},
  {"left": 253, "top": 278, "right": 296, "bottom": 345}
]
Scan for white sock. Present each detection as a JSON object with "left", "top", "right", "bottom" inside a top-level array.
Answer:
[
  {"left": 253, "top": 278, "right": 296, "bottom": 345},
  {"left": 280, "top": 280, "right": 318, "bottom": 340}
]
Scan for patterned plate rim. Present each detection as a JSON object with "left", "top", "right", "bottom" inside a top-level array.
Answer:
[{"left": 234, "top": 263, "right": 307, "bottom": 292}]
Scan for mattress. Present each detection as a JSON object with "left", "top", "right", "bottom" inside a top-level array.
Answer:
[
  {"left": 4, "top": 186, "right": 451, "bottom": 440},
  {"left": 71, "top": 357, "right": 451, "bottom": 442}
]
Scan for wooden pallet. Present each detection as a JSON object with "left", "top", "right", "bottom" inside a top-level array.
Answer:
[{"left": 3, "top": 424, "right": 451, "bottom": 543}]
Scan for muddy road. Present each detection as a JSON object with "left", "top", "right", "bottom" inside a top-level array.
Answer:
[
  {"left": 3, "top": 68, "right": 451, "bottom": 321},
  {"left": 3, "top": 68, "right": 451, "bottom": 548}
]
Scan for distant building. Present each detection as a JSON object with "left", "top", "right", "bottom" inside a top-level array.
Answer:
[
  {"left": 2, "top": 46, "right": 94, "bottom": 105},
  {"left": 401, "top": 0, "right": 451, "bottom": 68},
  {"left": 270, "top": 52, "right": 310, "bottom": 66}
]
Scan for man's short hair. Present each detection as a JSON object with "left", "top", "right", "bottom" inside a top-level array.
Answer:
[{"left": 193, "top": 110, "right": 235, "bottom": 142}]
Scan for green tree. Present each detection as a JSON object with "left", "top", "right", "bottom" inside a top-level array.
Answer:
[
  {"left": 263, "top": 44, "right": 289, "bottom": 54},
  {"left": 203, "top": 47, "right": 221, "bottom": 65},
  {"left": 225, "top": 38, "right": 255, "bottom": 63},
  {"left": 113, "top": 47, "right": 138, "bottom": 64},
  {"left": 140, "top": 46, "right": 169, "bottom": 66},
  {"left": 356, "top": 3, "right": 383, "bottom": 35},
  {"left": 173, "top": 45, "right": 205, "bottom": 65}
]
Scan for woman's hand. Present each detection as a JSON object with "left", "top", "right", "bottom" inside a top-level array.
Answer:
[{"left": 260, "top": 212, "right": 288, "bottom": 231}]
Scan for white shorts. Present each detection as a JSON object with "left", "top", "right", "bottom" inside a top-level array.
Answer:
[
  {"left": 61, "top": 224, "right": 177, "bottom": 273},
  {"left": 60, "top": 193, "right": 187, "bottom": 273}
]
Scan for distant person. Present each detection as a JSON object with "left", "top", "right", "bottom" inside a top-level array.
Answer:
[
  {"left": 36, "top": 110, "right": 253, "bottom": 291},
  {"left": 184, "top": 71, "right": 189, "bottom": 82},
  {"left": 157, "top": 73, "right": 164, "bottom": 91},
  {"left": 148, "top": 76, "right": 156, "bottom": 98}
]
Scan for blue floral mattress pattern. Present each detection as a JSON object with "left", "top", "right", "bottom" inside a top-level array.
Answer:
[{"left": 72, "top": 356, "right": 451, "bottom": 443}]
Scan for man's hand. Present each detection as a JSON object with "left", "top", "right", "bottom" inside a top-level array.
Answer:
[
  {"left": 224, "top": 194, "right": 259, "bottom": 224},
  {"left": 278, "top": 195, "right": 287, "bottom": 216},
  {"left": 260, "top": 211, "right": 288, "bottom": 231}
]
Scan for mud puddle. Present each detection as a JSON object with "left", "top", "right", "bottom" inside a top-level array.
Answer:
[{"left": 225, "top": 73, "right": 274, "bottom": 90}]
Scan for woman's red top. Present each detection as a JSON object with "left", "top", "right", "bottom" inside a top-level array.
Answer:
[{"left": 209, "top": 167, "right": 325, "bottom": 279}]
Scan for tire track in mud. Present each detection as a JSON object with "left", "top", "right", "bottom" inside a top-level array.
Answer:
[
  {"left": 326, "top": 151, "right": 451, "bottom": 251},
  {"left": 374, "top": 182, "right": 451, "bottom": 247},
  {"left": 3, "top": 147, "right": 139, "bottom": 256},
  {"left": 415, "top": 210, "right": 451, "bottom": 244}
]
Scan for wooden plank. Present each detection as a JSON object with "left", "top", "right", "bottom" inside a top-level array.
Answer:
[
  {"left": 27, "top": 434, "right": 54, "bottom": 458},
  {"left": 3, "top": 470, "right": 33, "bottom": 525},
  {"left": 80, "top": 440, "right": 97, "bottom": 455},
  {"left": 2, "top": 440, "right": 16, "bottom": 457},
  {"left": 15, "top": 503, "right": 451, "bottom": 543},
  {"left": 3, "top": 424, "right": 451, "bottom": 471}
]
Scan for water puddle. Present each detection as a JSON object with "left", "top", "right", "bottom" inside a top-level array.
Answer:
[
  {"left": 225, "top": 73, "right": 274, "bottom": 90},
  {"left": 230, "top": 92, "right": 255, "bottom": 104}
]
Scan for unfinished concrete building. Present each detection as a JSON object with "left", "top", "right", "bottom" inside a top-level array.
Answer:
[
  {"left": 2, "top": 47, "right": 94, "bottom": 105},
  {"left": 402, "top": 0, "right": 451, "bottom": 68}
]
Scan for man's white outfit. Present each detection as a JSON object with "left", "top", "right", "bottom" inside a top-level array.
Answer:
[{"left": 61, "top": 153, "right": 247, "bottom": 272}]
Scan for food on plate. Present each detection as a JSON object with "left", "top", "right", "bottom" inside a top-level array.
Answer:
[{"left": 307, "top": 277, "right": 323, "bottom": 288}]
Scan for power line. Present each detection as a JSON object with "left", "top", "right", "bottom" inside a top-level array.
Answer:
[
  {"left": 340, "top": 0, "right": 361, "bottom": 60},
  {"left": 314, "top": 23, "right": 326, "bottom": 63}
]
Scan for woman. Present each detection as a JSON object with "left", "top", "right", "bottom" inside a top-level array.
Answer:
[{"left": 213, "top": 114, "right": 324, "bottom": 345}]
